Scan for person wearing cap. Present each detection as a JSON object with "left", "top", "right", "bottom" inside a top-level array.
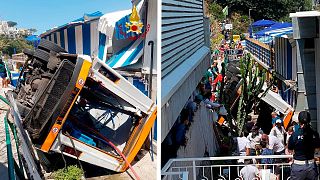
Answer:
[
  {"left": 271, "top": 111, "right": 282, "bottom": 126},
  {"left": 246, "top": 126, "right": 262, "bottom": 155},
  {"left": 270, "top": 119, "right": 286, "bottom": 145},
  {"left": 288, "top": 111, "right": 320, "bottom": 179}
]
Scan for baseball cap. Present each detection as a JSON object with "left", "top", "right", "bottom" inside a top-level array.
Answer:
[{"left": 276, "top": 119, "right": 282, "bottom": 124}]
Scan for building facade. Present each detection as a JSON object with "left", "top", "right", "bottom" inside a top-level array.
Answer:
[
  {"left": 290, "top": 11, "right": 320, "bottom": 131},
  {"left": 161, "top": 0, "right": 211, "bottom": 142}
]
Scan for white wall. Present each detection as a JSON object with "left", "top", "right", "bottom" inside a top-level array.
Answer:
[{"left": 142, "top": 0, "right": 158, "bottom": 101}]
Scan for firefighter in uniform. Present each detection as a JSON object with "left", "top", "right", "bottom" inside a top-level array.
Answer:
[{"left": 288, "top": 111, "right": 320, "bottom": 180}]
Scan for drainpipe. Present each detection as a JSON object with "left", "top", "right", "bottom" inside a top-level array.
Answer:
[
  {"left": 148, "top": 41, "right": 154, "bottom": 99},
  {"left": 148, "top": 40, "right": 154, "bottom": 161}
]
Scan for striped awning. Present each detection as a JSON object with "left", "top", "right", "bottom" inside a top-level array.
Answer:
[
  {"left": 97, "top": 0, "right": 145, "bottom": 68},
  {"left": 265, "top": 27, "right": 293, "bottom": 36},
  {"left": 39, "top": 11, "right": 103, "bottom": 56},
  {"left": 106, "top": 38, "right": 144, "bottom": 68},
  {"left": 270, "top": 31, "right": 293, "bottom": 38}
]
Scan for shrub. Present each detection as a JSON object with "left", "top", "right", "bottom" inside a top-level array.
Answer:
[{"left": 53, "top": 165, "right": 84, "bottom": 180}]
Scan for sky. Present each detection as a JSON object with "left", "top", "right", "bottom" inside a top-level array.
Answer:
[{"left": 0, "top": 0, "right": 132, "bottom": 35}]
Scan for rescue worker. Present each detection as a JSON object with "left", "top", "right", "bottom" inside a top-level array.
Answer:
[{"left": 288, "top": 111, "right": 320, "bottom": 180}]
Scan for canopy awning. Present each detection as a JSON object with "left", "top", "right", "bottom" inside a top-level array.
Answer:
[
  {"left": 255, "top": 22, "right": 292, "bottom": 37},
  {"left": 106, "top": 38, "right": 144, "bottom": 68},
  {"left": 40, "top": 11, "right": 103, "bottom": 37}
]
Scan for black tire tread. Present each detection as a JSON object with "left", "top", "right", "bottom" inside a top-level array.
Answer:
[
  {"left": 33, "top": 49, "right": 50, "bottom": 63},
  {"left": 23, "top": 49, "right": 34, "bottom": 57},
  {"left": 38, "top": 39, "right": 67, "bottom": 53}
]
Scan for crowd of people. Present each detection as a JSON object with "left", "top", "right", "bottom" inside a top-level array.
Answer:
[
  {"left": 164, "top": 37, "right": 320, "bottom": 180},
  {"left": 234, "top": 110, "right": 320, "bottom": 180},
  {"left": 161, "top": 42, "right": 232, "bottom": 163}
]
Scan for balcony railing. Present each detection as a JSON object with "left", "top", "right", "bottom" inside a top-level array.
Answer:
[
  {"left": 245, "top": 37, "right": 275, "bottom": 71},
  {"left": 161, "top": 155, "right": 309, "bottom": 180}
]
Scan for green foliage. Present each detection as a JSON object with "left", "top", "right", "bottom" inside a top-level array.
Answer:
[
  {"left": 211, "top": 33, "right": 224, "bottom": 51},
  {"left": 231, "top": 12, "right": 251, "bottom": 35},
  {"left": 0, "top": 36, "right": 33, "bottom": 56},
  {"left": 213, "top": 0, "right": 313, "bottom": 21},
  {"left": 209, "top": 2, "right": 225, "bottom": 21},
  {"left": 240, "top": 33, "right": 246, "bottom": 40},
  {"left": 53, "top": 165, "right": 84, "bottom": 180}
]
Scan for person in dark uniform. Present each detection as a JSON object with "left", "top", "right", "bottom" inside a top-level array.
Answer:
[
  {"left": 288, "top": 111, "right": 320, "bottom": 180},
  {"left": 0, "top": 59, "right": 7, "bottom": 87}
]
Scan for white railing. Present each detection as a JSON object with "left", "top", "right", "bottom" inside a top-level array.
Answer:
[
  {"left": 161, "top": 155, "right": 298, "bottom": 180},
  {"left": 224, "top": 49, "right": 243, "bottom": 62}
]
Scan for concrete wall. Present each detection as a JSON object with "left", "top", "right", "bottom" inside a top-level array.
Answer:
[
  {"left": 292, "top": 15, "right": 319, "bottom": 130},
  {"left": 292, "top": 17, "right": 317, "bottom": 39},
  {"left": 315, "top": 19, "right": 320, "bottom": 132}
]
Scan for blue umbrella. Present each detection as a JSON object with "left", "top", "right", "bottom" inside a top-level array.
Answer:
[
  {"left": 25, "top": 35, "right": 40, "bottom": 42},
  {"left": 252, "top": 19, "right": 276, "bottom": 27},
  {"left": 25, "top": 35, "right": 40, "bottom": 48}
]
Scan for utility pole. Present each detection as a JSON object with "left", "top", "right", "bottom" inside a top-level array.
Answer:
[{"left": 249, "top": 8, "right": 252, "bottom": 38}]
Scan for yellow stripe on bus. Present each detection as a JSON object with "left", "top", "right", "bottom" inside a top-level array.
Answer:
[{"left": 120, "top": 107, "right": 157, "bottom": 172}]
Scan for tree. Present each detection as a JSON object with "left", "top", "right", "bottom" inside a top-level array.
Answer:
[
  {"left": 28, "top": 28, "right": 37, "bottom": 34},
  {"left": 7, "top": 21, "right": 17, "bottom": 27},
  {"left": 208, "top": 2, "right": 225, "bottom": 21},
  {"left": 212, "top": 0, "right": 313, "bottom": 22},
  {"left": 230, "top": 12, "right": 251, "bottom": 35},
  {"left": 0, "top": 37, "right": 32, "bottom": 56}
]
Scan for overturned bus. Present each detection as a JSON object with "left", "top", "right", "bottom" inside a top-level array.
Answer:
[{"left": 6, "top": 39, "right": 157, "bottom": 176}]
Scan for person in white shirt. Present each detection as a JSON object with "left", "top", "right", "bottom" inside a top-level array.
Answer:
[
  {"left": 240, "top": 159, "right": 259, "bottom": 180},
  {"left": 246, "top": 126, "right": 262, "bottom": 155},
  {"left": 269, "top": 119, "right": 286, "bottom": 145},
  {"left": 261, "top": 134, "right": 285, "bottom": 155},
  {"left": 234, "top": 135, "right": 250, "bottom": 163}
]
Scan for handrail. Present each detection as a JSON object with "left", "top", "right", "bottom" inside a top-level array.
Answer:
[
  {"left": 162, "top": 171, "right": 189, "bottom": 180},
  {"left": 246, "top": 37, "right": 272, "bottom": 50},
  {"left": 162, "top": 155, "right": 297, "bottom": 180},
  {"left": 162, "top": 154, "right": 293, "bottom": 172}
]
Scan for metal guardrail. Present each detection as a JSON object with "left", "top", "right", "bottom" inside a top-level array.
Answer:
[
  {"left": 161, "top": 155, "right": 302, "bottom": 180},
  {"left": 245, "top": 37, "right": 275, "bottom": 69}
]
